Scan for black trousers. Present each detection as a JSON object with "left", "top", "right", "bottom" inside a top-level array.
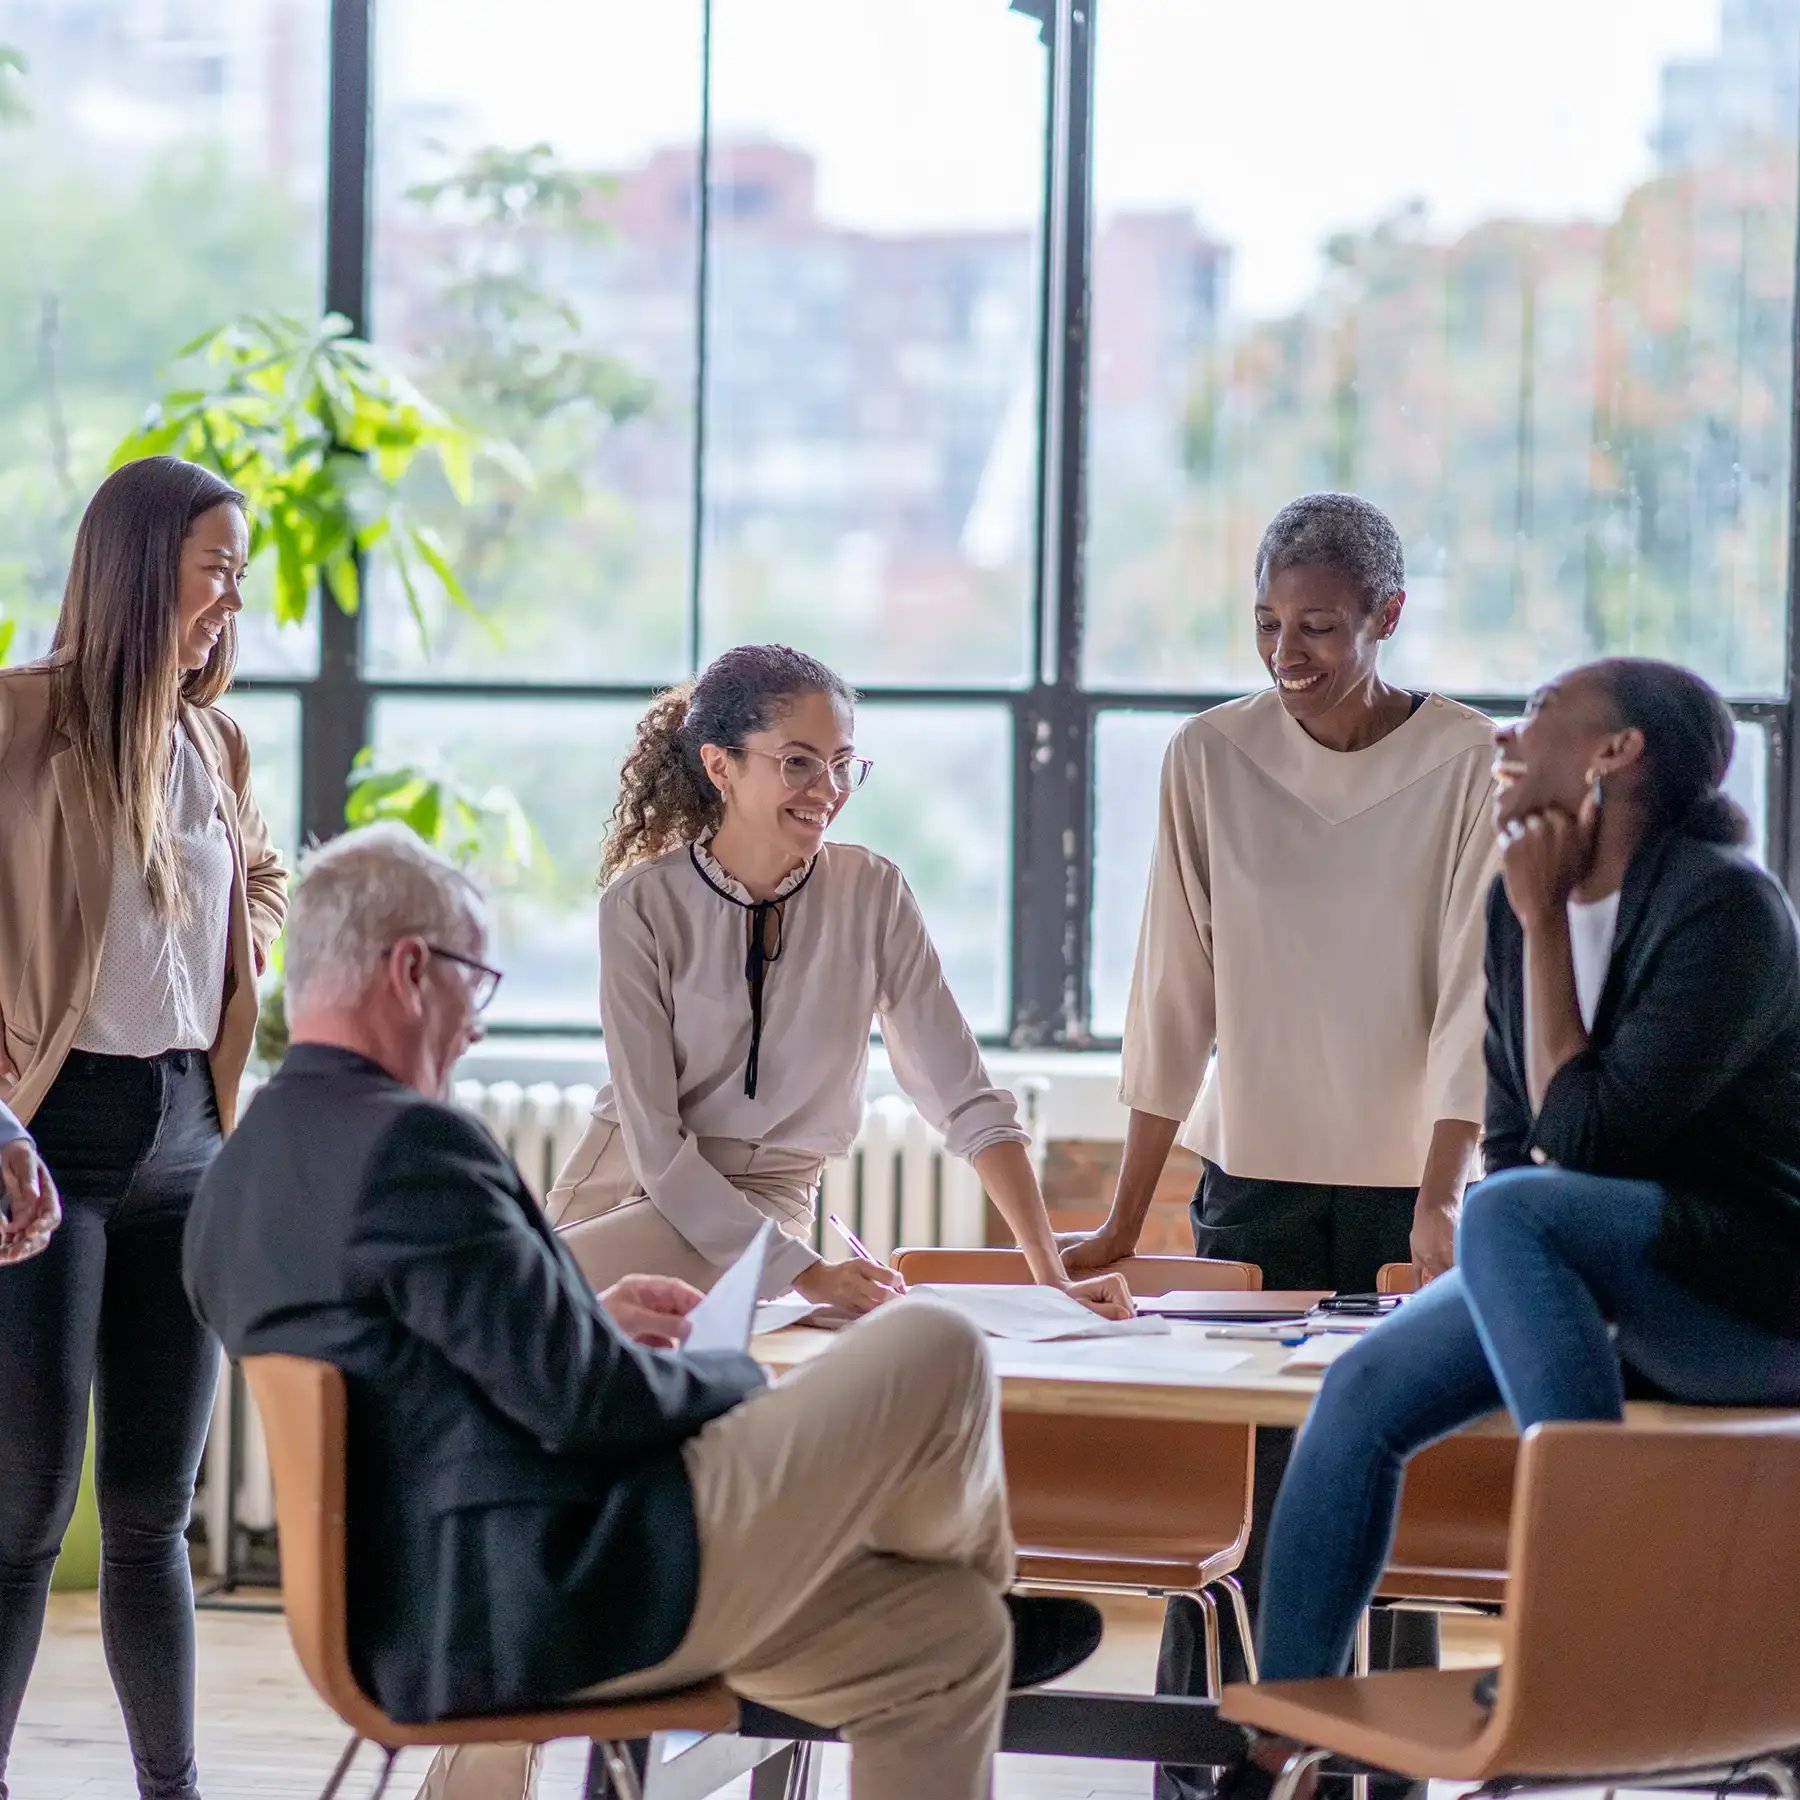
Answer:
[
  {"left": 1156, "top": 1163, "right": 1439, "bottom": 1800},
  {"left": 0, "top": 1051, "right": 223, "bottom": 1800}
]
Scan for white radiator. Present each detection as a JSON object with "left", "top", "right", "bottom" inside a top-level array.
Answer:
[{"left": 201, "top": 1076, "right": 1044, "bottom": 1552}]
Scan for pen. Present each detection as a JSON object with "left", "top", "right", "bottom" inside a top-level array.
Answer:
[{"left": 828, "top": 1212, "right": 878, "bottom": 1265}]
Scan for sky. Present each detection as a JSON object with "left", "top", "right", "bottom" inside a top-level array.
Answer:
[{"left": 383, "top": 0, "right": 1725, "bottom": 317}]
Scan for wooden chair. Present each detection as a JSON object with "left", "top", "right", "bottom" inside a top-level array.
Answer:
[
  {"left": 1373, "top": 1263, "right": 1514, "bottom": 1617},
  {"left": 892, "top": 1246, "right": 1263, "bottom": 1694},
  {"left": 1224, "top": 1412, "right": 1800, "bottom": 1798},
  {"left": 242, "top": 1354, "right": 740, "bottom": 1800}
]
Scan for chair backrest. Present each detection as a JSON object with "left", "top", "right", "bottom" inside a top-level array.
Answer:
[
  {"left": 893, "top": 1248, "right": 1257, "bottom": 1579},
  {"left": 1492, "top": 1414, "right": 1800, "bottom": 1774},
  {"left": 1371, "top": 1262, "right": 1513, "bottom": 1603},
  {"left": 893, "top": 1247, "right": 1262, "bottom": 1296},
  {"left": 242, "top": 1354, "right": 394, "bottom": 1739}
]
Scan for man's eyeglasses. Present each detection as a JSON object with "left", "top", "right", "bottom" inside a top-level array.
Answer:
[
  {"left": 736, "top": 747, "right": 874, "bottom": 794},
  {"left": 387, "top": 941, "right": 504, "bottom": 1013}
]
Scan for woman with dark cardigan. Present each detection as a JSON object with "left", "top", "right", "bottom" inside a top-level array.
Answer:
[{"left": 1226, "top": 657, "right": 1800, "bottom": 1798}]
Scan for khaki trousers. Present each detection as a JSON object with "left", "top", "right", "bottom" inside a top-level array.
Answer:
[
  {"left": 419, "top": 1301, "right": 1015, "bottom": 1800},
  {"left": 543, "top": 1118, "right": 820, "bottom": 1296}
]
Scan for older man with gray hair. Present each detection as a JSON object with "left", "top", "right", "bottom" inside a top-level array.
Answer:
[{"left": 183, "top": 824, "right": 1101, "bottom": 1800}]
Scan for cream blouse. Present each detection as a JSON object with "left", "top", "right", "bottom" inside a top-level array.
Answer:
[
  {"left": 592, "top": 838, "right": 1028, "bottom": 1286},
  {"left": 73, "top": 725, "right": 234, "bottom": 1058},
  {"left": 1120, "top": 689, "right": 1499, "bottom": 1188}
]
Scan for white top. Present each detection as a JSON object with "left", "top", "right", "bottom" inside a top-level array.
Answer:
[
  {"left": 1119, "top": 688, "right": 1500, "bottom": 1188},
  {"left": 73, "top": 727, "right": 235, "bottom": 1058},
  {"left": 593, "top": 837, "right": 1029, "bottom": 1290},
  {"left": 0, "top": 1099, "right": 24, "bottom": 1149},
  {"left": 1567, "top": 891, "right": 1621, "bottom": 1031}
]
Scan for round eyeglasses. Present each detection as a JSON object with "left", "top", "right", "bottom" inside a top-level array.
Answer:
[{"left": 735, "top": 747, "right": 874, "bottom": 794}]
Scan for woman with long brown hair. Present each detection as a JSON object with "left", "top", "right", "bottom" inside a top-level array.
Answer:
[
  {"left": 545, "top": 643, "right": 1130, "bottom": 1318},
  {"left": 0, "top": 456, "right": 288, "bottom": 1800}
]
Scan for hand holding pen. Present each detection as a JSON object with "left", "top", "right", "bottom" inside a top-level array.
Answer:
[{"left": 790, "top": 1213, "right": 908, "bottom": 1316}]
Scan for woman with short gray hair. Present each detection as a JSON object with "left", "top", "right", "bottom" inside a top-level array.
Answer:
[{"left": 1063, "top": 492, "right": 1499, "bottom": 1794}]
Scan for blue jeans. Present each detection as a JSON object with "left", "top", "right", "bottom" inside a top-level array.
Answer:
[{"left": 1257, "top": 1166, "right": 1800, "bottom": 1684}]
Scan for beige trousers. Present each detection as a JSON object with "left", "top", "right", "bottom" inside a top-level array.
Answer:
[
  {"left": 419, "top": 1301, "right": 1015, "bottom": 1800},
  {"left": 542, "top": 1118, "right": 821, "bottom": 1295}
]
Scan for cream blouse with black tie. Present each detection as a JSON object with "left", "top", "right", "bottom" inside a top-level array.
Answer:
[{"left": 590, "top": 837, "right": 1028, "bottom": 1291}]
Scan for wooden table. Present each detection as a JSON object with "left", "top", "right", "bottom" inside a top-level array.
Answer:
[
  {"left": 754, "top": 1320, "right": 1774, "bottom": 1434},
  {"left": 756, "top": 1317, "right": 1330, "bottom": 1424}
]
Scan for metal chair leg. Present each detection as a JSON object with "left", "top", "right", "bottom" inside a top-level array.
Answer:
[
  {"left": 364, "top": 1748, "right": 399, "bottom": 1800},
  {"left": 601, "top": 1741, "right": 646, "bottom": 1800},
  {"left": 1270, "top": 1745, "right": 1330, "bottom": 1800},
  {"left": 1353, "top": 1608, "right": 1372, "bottom": 1677},
  {"left": 783, "top": 1741, "right": 821, "bottom": 1800},
  {"left": 1220, "top": 1574, "right": 1259, "bottom": 1684},
  {"left": 317, "top": 1734, "right": 364, "bottom": 1800},
  {"left": 1748, "top": 1759, "right": 1800, "bottom": 1800},
  {"left": 1194, "top": 1586, "right": 1225, "bottom": 1699}
]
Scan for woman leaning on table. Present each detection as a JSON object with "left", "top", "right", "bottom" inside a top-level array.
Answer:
[
  {"left": 0, "top": 456, "right": 288, "bottom": 1800},
  {"left": 546, "top": 642, "right": 1132, "bottom": 1321},
  {"left": 1059, "top": 493, "right": 1500, "bottom": 1794}
]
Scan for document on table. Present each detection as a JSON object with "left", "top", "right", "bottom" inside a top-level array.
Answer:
[
  {"left": 910, "top": 1283, "right": 1173, "bottom": 1342},
  {"left": 1001, "top": 1337, "right": 1250, "bottom": 1374},
  {"left": 686, "top": 1221, "right": 774, "bottom": 1353},
  {"left": 751, "top": 1297, "right": 826, "bottom": 1335},
  {"left": 1278, "top": 1331, "right": 1366, "bottom": 1372}
]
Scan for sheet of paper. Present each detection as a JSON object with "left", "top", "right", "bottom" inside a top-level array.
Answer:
[
  {"left": 910, "top": 1283, "right": 1173, "bottom": 1342},
  {"left": 686, "top": 1221, "right": 774, "bottom": 1354},
  {"left": 751, "top": 1297, "right": 823, "bottom": 1335},
  {"left": 1279, "top": 1330, "right": 1366, "bottom": 1372},
  {"left": 999, "top": 1338, "right": 1250, "bottom": 1374}
]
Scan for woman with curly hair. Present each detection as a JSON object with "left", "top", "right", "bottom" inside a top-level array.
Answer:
[{"left": 544, "top": 643, "right": 1132, "bottom": 1321}]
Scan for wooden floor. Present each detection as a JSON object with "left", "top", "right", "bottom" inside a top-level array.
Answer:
[{"left": 15, "top": 1591, "right": 1501, "bottom": 1800}]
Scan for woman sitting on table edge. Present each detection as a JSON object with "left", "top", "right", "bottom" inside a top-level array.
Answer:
[
  {"left": 545, "top": 642, "right": 1132, "bottom": 1322},
  {"left": 1223, "top": 656, "right": 1800, "bottom": 1800}
]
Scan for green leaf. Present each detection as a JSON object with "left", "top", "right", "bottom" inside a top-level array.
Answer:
[
  {"left": 408, "top": 523, "right": 476, "bottom": 617},
  {"left": 324, "top": 553, "right": 360, "bottom": 617},
  {"left": 387, "top": 532, "right": 428, "bottom": 647}
]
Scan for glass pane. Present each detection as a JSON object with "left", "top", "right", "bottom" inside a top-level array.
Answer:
[
  {"left": 366, "top": 1, "right": 702, "bottom": 683},
  {"left": 0, "top": 1, "right": 325, "bottom": 677},
  {"left": 370, "top": 697, "right": 642, "bottom": 1026},
  {"left": 1092, "top": 706, "right": 1773, "bottom": 1038},
  {"left": 227, "top": 688, "right": 302, "bottom": 875},
  {"left": 1091, "top": 711, "right": 1178, "bottom": 1038},
  {"left": 843, "top": 704, "right": 1011, "bottom": 1035},
  {"left": 1085, "top": 0, "right": 1799, "bottom": 698},
  {"left": 700, "top": 1, "right": 1045, "bottom": 685}
]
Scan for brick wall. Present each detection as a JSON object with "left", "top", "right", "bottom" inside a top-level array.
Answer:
[{"left": 986, "top": 1138, "right": 1203, "bottom": 1255}]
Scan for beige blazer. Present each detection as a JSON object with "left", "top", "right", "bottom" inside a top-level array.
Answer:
[{"left": 0, "top": 663, "right": 288, "bottom": 1132}]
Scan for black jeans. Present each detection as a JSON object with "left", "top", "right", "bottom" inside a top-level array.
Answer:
[
  {"left": 0, "top": 1051, "right": 223, "bottom": 1800},
  {"left": 1155, "top": 1163, "right": 1438, "bottom": 1800}
]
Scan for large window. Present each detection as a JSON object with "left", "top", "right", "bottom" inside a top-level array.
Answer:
[
  {"left": 0, "top": 0, "right": 326, "bottom": 880},
  {"left": 3, "top": 0, "right": 1797, "bottom": 1045},
  {"left": 1086, "top": 0, "right": 1798, "bottom": 700}
]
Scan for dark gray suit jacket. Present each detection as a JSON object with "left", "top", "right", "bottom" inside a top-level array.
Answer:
[{"left": 183, "top": 1043, "right": 763, "bottom": 1722}]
